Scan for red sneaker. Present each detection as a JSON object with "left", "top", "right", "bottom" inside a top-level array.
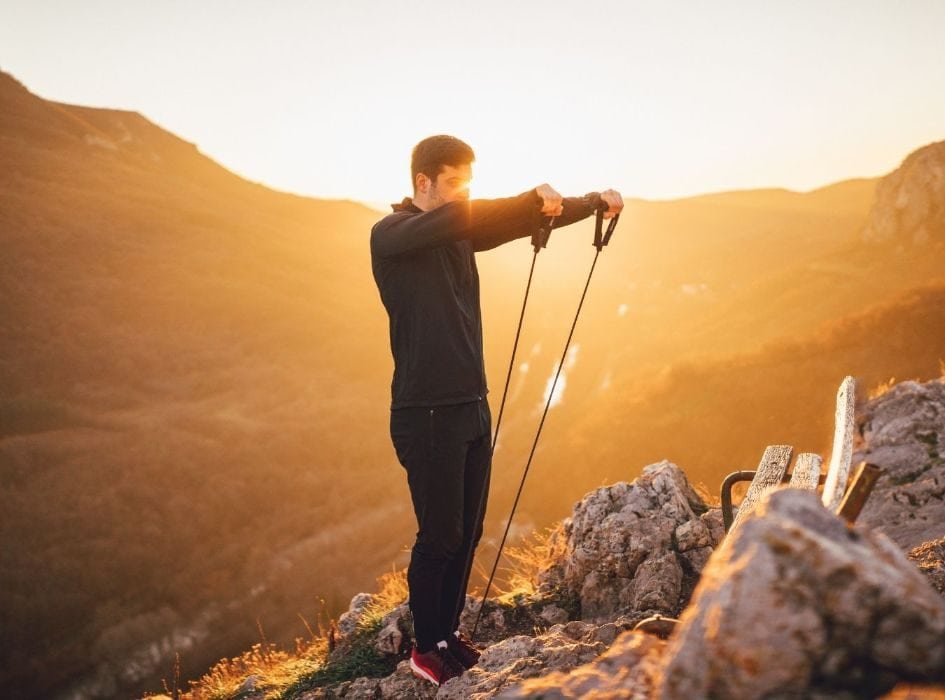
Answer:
[
  {"left": 409, "top": 646, "right": 464, "bottom": 686},
  {"left": 447, "top": 632, "right": 482, "bottom": 669}
]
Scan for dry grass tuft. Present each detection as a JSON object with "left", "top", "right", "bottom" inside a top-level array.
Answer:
[
  {"left": 360, "top": 567, "right": 409, "bottom": 628},
  {"left": 868, "top": 376, "right": 897, "bottom": 400},
  {"left": 182, "top": 640, "right": 323, "bottom": 700},
  {"left": 162, "top": 569, "right": 411, "bottom": 700},
  {"left": 494, "top": 527, "right": 563, "bottom": 601},
  {"left": 693, "top": 480, "right": 721, "bottom": 508}
]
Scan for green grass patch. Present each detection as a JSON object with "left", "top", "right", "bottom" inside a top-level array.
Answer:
[{"left": 280, "top": 619, "right": 403, "bottom": 699}]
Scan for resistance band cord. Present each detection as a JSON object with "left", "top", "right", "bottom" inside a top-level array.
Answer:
[
  {"left": 488, "top": 216, "right": 554, "bottom": 455},
  {"left": 469, "top": 202, "right": 620, "bottom": 639}
]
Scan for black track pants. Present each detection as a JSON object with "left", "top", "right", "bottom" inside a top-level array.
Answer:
[{"left": 390, "top": 398, "right": 492, "bottom": 653}]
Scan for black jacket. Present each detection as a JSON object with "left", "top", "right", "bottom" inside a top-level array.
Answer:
[{"left": 371, "top": 189, "right": 597, "bottom": 409}]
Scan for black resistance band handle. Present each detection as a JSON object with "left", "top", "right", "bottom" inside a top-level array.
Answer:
[
  {"left": 531, "top": 215, "right": 556, "bottom": 252},
  {"left": 593, "top": 204, "right": 620, "bottom": 251}
]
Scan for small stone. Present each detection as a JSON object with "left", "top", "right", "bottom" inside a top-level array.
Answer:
[
  {"left": 590, "top": 622, "right": 619, "bottom": 646},
  {"left": 675, "top": 518, "right": 710, "bottom": 552},
  {"left": 374, "top": 621, "right": 403, "bottom": 656},
  {"left": 489, "top": 608, "right": 506, "bottom": 631},
  {"left": 560, "top": 620, "right": 592, "bottom": 640},
  {"left": 539, "top": 604, "right": 568, "bottom": 626},
  {"left": 700, "top": 508, "right": 725, "bottom": 547},
  {"left": 336, "top": 592, "right": 373, "bottom": 637},
  {"left": 236, "top": 674, "right": 259, "bottom": 694},
  {"left": 376, "top": 660, "right": 436, "bottom": 698},
  {"left": 680, "top": 546, "right": 713, "bottom": 575},
  {"left": 628, "top": 551, "right": 682, "bottom": 614}
]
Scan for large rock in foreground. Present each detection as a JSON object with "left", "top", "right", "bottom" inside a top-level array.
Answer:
[{"left": 659, "top": 488, "right": 945, "bottom": 699}]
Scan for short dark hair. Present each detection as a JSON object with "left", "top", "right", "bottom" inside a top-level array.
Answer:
[{"left": 411, "top": 135, "right": 475, "bottom": 191}]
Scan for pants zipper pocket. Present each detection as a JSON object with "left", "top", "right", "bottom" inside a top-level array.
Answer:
[{"left": 428, "top": 408, "right": 435, "bottom": 453}]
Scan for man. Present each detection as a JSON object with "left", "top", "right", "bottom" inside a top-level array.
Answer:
[{"left": 370, "top": 135, "right": 623, "bottom": 687}]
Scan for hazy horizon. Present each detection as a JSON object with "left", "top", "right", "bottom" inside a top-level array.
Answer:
[{"left": 3, "top": 1, "right": 945, "bottom": 205}]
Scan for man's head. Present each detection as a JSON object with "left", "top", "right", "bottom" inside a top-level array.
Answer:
[{"left": 410, "top": 135, "right": 475, "bottom": 210}]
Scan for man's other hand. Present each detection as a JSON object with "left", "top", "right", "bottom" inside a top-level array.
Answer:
[
  {"left": 535, "top": 184, "right": 564, "bottom": 217},
  {"left": 600, "top": 189, "right": 624, "bottom": 220}
]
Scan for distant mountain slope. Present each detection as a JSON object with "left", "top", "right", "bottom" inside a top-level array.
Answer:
[
  {"left": 474, "top": 173, "right": 885, "bottom": 429},
  {"left": 0, "top": 69, "right": 386, "bottom": 405},
  {"left": 1, "top": 67, "right": 943, "bottom": 699},
  {"left": 479, "top": 143, "right": 943, "bottom": 492}
]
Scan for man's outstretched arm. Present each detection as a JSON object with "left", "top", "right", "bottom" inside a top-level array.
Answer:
[
  {"left": 371, "top": 190, "right": 545, "bottom": 259},
  {"left": 473, "top": 188, "right": 624, "bottom": 252},
  {"left": 371, "top": 186, "right": 624, "bottom": 257}
]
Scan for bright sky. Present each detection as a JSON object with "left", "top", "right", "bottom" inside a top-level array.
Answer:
[{"left": 3, "top": 1, "right": 945, "bottom": 205}]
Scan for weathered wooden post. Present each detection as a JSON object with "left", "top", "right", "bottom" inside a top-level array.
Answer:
[
  {"left": 730, "top": 445, "right": 793, "bottom": 531},
  {"left": 789, "top": 453, "right": 823, "bottom": 490},
  {"left": 822, "top": 376, "right": 856, "bottom": 511}
]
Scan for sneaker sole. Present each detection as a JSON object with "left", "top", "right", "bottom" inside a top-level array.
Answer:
[{"left": 409, "top": 657, "right": 440, "bottom": 687}]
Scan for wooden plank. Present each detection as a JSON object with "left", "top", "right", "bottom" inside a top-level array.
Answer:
[
  {"left": 789, "top": 453, "right": 823, "bottom": 490},
  {"left": 822, "top": 376, "right": 856, "bottom": 511},
  {"left": 837, "top": 462, "right": 883, "bottom": 524},
  {"left": 731, "top": 445, "right": 793, "bottom": 531}
]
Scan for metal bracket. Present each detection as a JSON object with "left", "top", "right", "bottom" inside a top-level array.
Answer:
[{"left": 721, "top": 469, "right": 830, "bottom": 532}]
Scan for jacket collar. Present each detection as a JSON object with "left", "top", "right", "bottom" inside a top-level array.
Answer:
[{"left": 392, "top": 197, "right": 422, "bottom": 213}]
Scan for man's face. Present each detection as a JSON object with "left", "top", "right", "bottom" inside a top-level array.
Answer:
[{"left": 426, "top": 163, "right": 472, "bottom": 208}]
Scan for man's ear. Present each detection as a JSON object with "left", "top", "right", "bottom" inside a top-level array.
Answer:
[{"left": 415, "top": 172, "right": 431, "bottom": 194}]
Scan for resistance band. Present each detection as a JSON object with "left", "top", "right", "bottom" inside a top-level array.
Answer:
[{"left": 468, "top": 198, "right": 621, "bottom": 639}]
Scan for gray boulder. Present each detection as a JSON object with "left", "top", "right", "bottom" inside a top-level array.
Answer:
[
  {"left": 855, "top": 377, "right": 945, "bottom": 550},
  {"left": 536, "top": 460, "right": 718, "bottom": 622},
  {"left": 658, "top": 488, "right": 945, "bottom": 699}
]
